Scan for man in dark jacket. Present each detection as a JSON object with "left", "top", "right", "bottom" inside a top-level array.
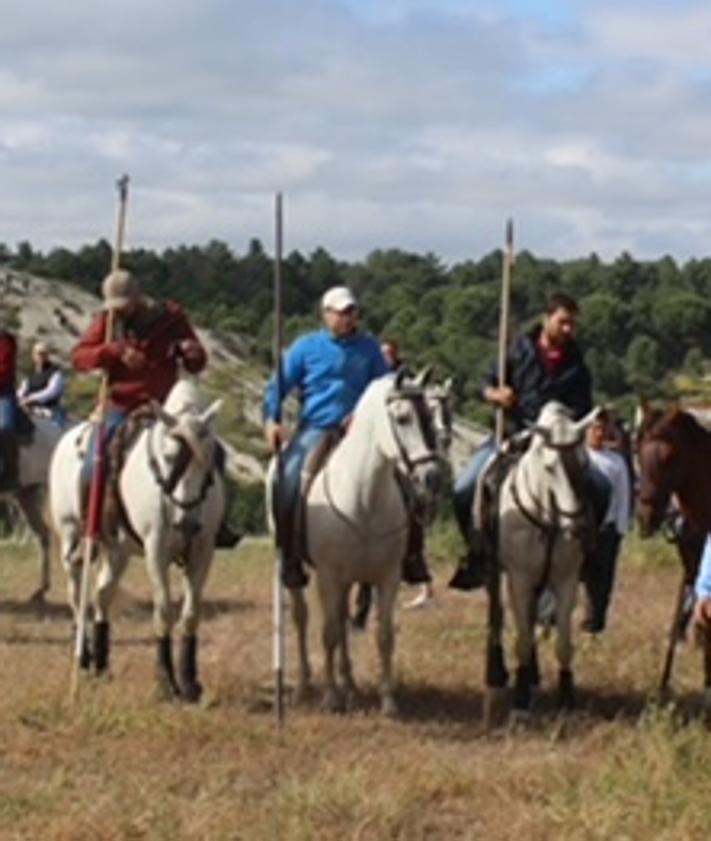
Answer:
[{"left": 450, "top": 292, "right": 597, "bottom": 590}]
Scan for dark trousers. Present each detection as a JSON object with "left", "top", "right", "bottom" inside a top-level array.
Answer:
[{"left": 581, "top": 524, "right": 622, "bottom": 630}]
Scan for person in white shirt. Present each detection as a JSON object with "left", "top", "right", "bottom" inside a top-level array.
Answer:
[
  {"left": 580, "top": 411, "right": 632, "bottom": 633},
  {"left": 17, "top": 342, "right": 67, "bottom": 428}
]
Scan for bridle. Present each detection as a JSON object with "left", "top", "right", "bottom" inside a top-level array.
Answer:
[{"left": 147, "top": 422, "right": 215, "bottom": 512}]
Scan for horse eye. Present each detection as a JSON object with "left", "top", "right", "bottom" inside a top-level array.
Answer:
[{"left": 394, "top": 410, "right": 412, "bottom": 425}]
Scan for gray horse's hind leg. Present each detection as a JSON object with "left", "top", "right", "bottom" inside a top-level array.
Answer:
[
  {"left": 17, "top": 486, "right": 51, "bottom": 602},
  {"left": 318, "top": 576, "right": 348, "bottom": 713}
]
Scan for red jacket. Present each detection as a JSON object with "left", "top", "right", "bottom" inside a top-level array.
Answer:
[
  {"left": 72, "top": 301, "right": 207, "bottom": 411},
  {"left": 0, "top": 331, "right": 17, "bottom": 394}
]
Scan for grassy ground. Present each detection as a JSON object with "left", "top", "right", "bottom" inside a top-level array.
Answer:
[{"left": 0, "top": 531, "right": 709, "bottom": 841}]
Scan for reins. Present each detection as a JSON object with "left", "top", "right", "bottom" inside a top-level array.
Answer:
[{"left": 146, "top": 423, "right": 214, "bottom": 511}]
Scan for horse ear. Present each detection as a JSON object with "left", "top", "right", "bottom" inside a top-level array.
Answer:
[
  {"left": 199, "top": 399, "right": 223, "bottom": 426},
  {"left": 443, "top": 376, "right": 453, "bottom": 394},
  {"left": 573, "top": 406, "right": 603, "bottom": 434},
  {"left": 394, "top": 367, "right": 408, "bottom": 389},
  {"left": 151, "top": 400, "right": 177, "bottom": 429},
  {"left": 414, "top": 365, "right": 433, "bottom": 389}
]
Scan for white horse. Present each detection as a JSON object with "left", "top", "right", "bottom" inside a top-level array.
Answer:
[
  {"left": 498, "top": 401, "right": 599, "bottom": 716},
  {"left": 49, "top": 380, "right": 224, "bottom": 701},
  {"left": 286, "top": 368, "right": 442, "bottom": 716},
  {"left": 6, "top": 416, "right": 63, "bottom": 601}
]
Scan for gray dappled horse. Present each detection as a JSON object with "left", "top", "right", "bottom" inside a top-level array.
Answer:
[
  {"left": 49, "top": 380, "right": 224, "bottom": 701},
  {"left": 285, "top": 369, "right": 441, "bottom": 715}
]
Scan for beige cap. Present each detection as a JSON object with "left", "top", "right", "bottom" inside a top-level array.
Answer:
[
  {"left": 321, "top": 286, "right": 357, "bottom": 312},
  {"left": 102, "top": 269, "right": 141, "bottom": 310},
  {"left": 32, "top": 341, "right": 50, "bottom": 355}
]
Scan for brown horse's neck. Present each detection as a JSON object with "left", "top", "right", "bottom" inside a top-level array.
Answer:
[{"left": 676, "top": 429, "right": 711, "bottom": 531}]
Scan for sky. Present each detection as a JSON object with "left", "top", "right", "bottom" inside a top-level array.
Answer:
[{"left": 1, "top": 0, "right": 710, "bottom": 264}]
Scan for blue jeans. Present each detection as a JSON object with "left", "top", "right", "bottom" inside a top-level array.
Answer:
[
  {"left": 453, "top": 436, "right": 496, "bottom": 540},
  {"left": 280, "top": 426, "right": 334, "bottom": 517},
  {"left": 82, "top": 409, "right": 128, "bottom": 483},
  {"left": 0, "top": 394, "right": 17, "bottom": 431}
]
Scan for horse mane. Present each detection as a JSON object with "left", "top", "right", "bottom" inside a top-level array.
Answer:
[{"left": 647, "top": 408, "right": 711, "bottom": 445}]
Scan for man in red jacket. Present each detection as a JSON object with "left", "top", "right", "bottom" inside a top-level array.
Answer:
[
  {"left": 72, "top": 269, "right": 207, "bottom": 416},
  {"left": 0, "top": 329, "right": 19, "bottom": 491},
  {"left": 73, "top": 269, "right": 238, "bottom": 547}
]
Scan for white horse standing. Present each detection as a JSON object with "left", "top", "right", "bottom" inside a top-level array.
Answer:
[
  {"left": 6, "top": 416, "right": 63, "bottom": 600},
  {"left": 287, "top": 369, "right": 441, "bottom": 715},
  {"left": 498, "top": 401, "right": 598, "bottom": 716},
  {"left": 49, "top": 380, "right": 224, "bottom": 701}
]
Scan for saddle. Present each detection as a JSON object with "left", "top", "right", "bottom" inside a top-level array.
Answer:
[
  {"left": 277, "top": 429, "right": 343, "bottom": 566},
  {"left": 473, "top": 438, "right": 526, "bottom": 558},
  {"left": 80, "top": 406, "right": 157, "bottom": 543}
]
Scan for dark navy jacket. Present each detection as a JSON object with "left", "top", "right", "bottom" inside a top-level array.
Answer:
[{"left": 484, "top": 325, "right": 593, "bottom": 431}]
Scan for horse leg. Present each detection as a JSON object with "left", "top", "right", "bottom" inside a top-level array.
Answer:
[
  {"left": 507, "top": 573, "right": 536, "bottom": 718},
  {"left": 17, "top": 486, "right": 51, "bottom": 603},
  {"left": 317, "top": 575, "right": 346, "bottom": 713},
  {"left": 290, "top": 587, "right": 313, "bottom": 704},
  {"left": 375, "top": 574, "right": 400, "bottom": 717},
  {"left": 144, "top": 539, "right": 179, "bottom": 700},
  {"left": 57, "top": 521, "right": 91, "bottom": 667},
  {"left": 92, "top": 547, "right": 129, "bottom": 676},
  {"left": 552, "top": 557, "right": 579, "bottom": 711},
  {"left": 337, "top": 586, "right": 357, "bottom": 707},
  {"left": 175, "top": 542, "right": 213, "bottom": 702}
]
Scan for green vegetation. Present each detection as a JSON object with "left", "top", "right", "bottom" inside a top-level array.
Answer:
[{"left": 9, "top": 239, "right": 709, "bottom": 424}]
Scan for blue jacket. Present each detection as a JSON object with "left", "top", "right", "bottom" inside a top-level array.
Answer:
[{"left": 263, "top": 329, "right": 390, "bottom": 429}]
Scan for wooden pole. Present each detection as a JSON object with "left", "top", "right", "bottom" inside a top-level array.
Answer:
[
  {"left": 484, "top": 218, "right": 514, "bottom": 731},
  {"left": 272, "top": 192, "right": 286, "bottom": 727},
  {"left": 70, "top": 174, "right": 130, "bottom": 700}
]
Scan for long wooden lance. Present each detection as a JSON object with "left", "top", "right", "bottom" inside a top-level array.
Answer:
[
  {"left": 70, "top": 174, "right": 130, "bottom": 700},
  {"left": 483, "top": 218, "right": 514, "bottom": 730},
  {"left": 272, "top": 192, "right": 286, "bottom": 727}
]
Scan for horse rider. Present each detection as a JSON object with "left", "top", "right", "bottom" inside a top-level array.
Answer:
[
  {"left": 17, "top": 341, "right": 67, "bottom": 428},
  {"left": 71, "top": 268, "right": 239, "bottom": 548},
  {"left": 580, "top": 410, "right": 632, "bottom": 633},
  {"left": 0, "top": 327, "right": 19, "bottom": 492},
  {"left": 450, "top": 291, "right": 607, "bottom": 590},
  {"left": 264, "top": 286, "right": 431, "bottom": 590}
]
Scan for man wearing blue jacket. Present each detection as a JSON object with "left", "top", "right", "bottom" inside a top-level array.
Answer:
[{"left": 264, "top": 285, "right": 391, "bottom": 588}]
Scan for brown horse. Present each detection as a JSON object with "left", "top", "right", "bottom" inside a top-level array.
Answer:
[{"left": 636, "top": 406, "right": 711, "bottom": 697}]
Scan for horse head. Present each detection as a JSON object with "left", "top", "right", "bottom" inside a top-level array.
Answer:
[
  {"left": 636, "top": 407, "right": 689, "bottom": 537},
  {"left": 425, "top": 376, "right": 453, "bottom": 454},
  {"left": 151, "top": 392, "right": 222, "bottom": 534},
  {"left": 373, "top": 368, "right": 441, "bottom": 503},
  {"left": 528, "top": 402, "right": 597, "bottom": 537}
]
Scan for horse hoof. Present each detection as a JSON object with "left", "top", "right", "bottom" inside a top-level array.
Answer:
[
  {"left": 294, "top": 683, "right": 316, "bottom": 706},
  {"left": 180, "top": 681, "right": 203, "bottom": 704},
  {"left": 27, "top": 588, "right": 47, "bottom": 607},
  {"left": 380, "top": 695, "right": 398, "bottom": 718}
]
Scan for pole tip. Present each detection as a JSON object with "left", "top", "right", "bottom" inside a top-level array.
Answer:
[{"left": 505, "top": 218, "right": 514, "bottom": 245}]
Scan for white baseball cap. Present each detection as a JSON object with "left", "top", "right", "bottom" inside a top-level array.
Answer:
[{"left": 321, "top": 286, "right": 358, "bottom": 312}]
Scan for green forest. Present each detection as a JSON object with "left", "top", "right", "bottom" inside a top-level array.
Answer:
[{"left": 6, "top": 237, "right": 711, "bottom": 423}]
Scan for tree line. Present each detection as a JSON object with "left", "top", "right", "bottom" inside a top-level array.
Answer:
[{"left": 6, "top": 238, "right": 711, "bottom": 423}]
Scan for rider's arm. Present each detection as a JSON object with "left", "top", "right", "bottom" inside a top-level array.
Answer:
[
  {"left": 263, "top": 339, "right": 306, "bottom": 423},
  {"left": 22, "top": 370, "right": 65, "bottom": 406},
  {"left": 71, "top": 313, "right": 125, "bottom": 373}
]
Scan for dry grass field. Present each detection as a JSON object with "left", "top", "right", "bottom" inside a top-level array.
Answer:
[{"left": 1, "top": 530, "right": 710, "bottom": 841}]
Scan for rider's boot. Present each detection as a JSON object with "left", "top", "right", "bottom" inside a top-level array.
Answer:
[
  {"left": 448, "top": 530, "right": 486, "bottom": 591},
  {"left": 0, "top": 430, "right": 19, "bottom": 492}
]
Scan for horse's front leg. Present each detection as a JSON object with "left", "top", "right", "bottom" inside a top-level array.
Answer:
[
  {"left": 507, "top": 571, "right": 537, "bottom": 719},
  {"left": 92, "top": 545, "right": 129, "bottom": 675},
  {"left": 317, "top": 575, "right": 347, "bottom": 713},
  {"left": 144, "top": 536, "right": 179, "bottom": 700},
  {"left": 176, "top": 538, "right": 214, "bottom": 702},
  {"left": 17, "top": 487, "right": 51, "bottom": 603},
  {"left": 337, "top": 585, "right": 357, "bottom": 707},
  {"left": 552, "top": 544, "right": 582, "bottom": 711},
  {"left": 289, "top": 587, "right": 312, "bottom": 704},
  {"left": 375, "top": 571, "right": 400, "bottom": 717}
]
